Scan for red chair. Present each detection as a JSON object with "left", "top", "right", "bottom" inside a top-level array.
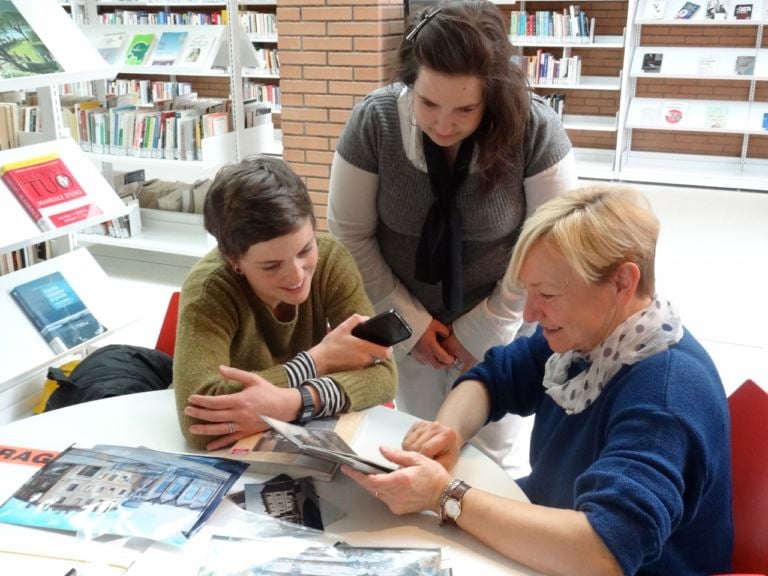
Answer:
[
  {"left": 721, "top": 379, "right": 768, "bottom": 576},
  {"left": 155, "top": 291, "right": 181, "bottom": 357}
]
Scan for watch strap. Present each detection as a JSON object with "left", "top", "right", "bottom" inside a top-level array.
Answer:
[
  {"left": 438, "top": 478, "right": 471, "bottom": 526},
  {"left": 294, "top": 384, "right": 315, "bottom": 424}
]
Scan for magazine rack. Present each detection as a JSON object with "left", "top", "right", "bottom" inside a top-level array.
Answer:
[{"left": 0, "top": 0, "right": 137, "bottom": 416}]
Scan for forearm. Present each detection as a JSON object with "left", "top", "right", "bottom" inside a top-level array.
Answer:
[
  {"left": 459, "top": 491, "right": 622, "bottom": 576},
  {"left": 435, "top": 380, "right": 491, "bottom": 445}
]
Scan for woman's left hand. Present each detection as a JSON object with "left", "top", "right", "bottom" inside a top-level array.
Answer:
[
  {"left": 440, "top": 331, "right": 477, "bottom": 372},
  {"left": 184, "top": 365, "right": 298, "bottom": 451},
  {"left": 341, "top": 446, "right": 451, "bottom": 516}
]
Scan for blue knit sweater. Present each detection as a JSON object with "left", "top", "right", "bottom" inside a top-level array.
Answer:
[{"left": 456, "top": 327, "right": 733, "bottom": 575}]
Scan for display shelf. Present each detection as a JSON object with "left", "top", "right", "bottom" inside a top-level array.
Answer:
[
  {"left": 630, "top": 46, "right": 761, "bottom": 79},
  {"left": 626, "top": 98, "right": 751, "bottom": 133},
  {"left": 562, "top": 113, "right": 619, "bottom": 131},
  {"left": 635, "top": 0, "right": 765, "bottom": 22},
  {"left": 510, "top": 35, "right": 625, "bottom": 48},
  {"left": 0, "top": 138, "right": 130, "bottom": 254},
  {"left": 530, "top": 75, "right": 622, "bottom": 90},
  {"left": 77, "top": 208, "right": 216, "bottom": 258},
  {"left": 0, "top": 0, "right": 113, "bottom": 92},
  {"left": 572, "top": 147, "right": 617, "bottom": 179},
  {"left": 618, "top": 150, "right": 754, "bottom": 188},
  {"left": 0, "top": 247, "right": 137, "bottom": 394}
]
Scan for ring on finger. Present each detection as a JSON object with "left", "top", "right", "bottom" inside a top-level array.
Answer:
[
  {"left": 371, "top": 356, "right": 383, "bottom": 366},
  {"left": 228, "top": 422, "right": 235, "bottom": 434},
  {"left": 375, "top": 491, "right": 379, "bottom": 499}
]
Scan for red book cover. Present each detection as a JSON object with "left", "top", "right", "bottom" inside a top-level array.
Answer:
[{"left": 1, "top": 154, "right": 102, "bottom": 231}]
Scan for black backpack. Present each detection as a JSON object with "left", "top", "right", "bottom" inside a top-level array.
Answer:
[{"left": 45, "top": 344, "right": 173, "bottom": 412}]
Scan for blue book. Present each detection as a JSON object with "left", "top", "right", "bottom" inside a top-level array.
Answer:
[
  {"left": 150, "top": 31, "right": 188, "bottom": 66},
  {"left": 11, "top": 271, "right": 106, "bottom": 354}
]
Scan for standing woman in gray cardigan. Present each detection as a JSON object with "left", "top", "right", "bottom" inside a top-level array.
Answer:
[{"left": 328, "top": 0, "right": 579, "bottom": 472}]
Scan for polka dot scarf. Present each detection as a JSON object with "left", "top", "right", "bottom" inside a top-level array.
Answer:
[{"left": 542, "top": 296, "right": 683, "bottom": 415}]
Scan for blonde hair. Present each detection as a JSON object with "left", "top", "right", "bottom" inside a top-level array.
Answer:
[{"left": 509, "top": 185, "right": 660, "bottom": 297}]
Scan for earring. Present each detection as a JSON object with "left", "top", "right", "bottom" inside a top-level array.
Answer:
[{"left": 233, "top": 266, "right": 243, "bottom": 275}]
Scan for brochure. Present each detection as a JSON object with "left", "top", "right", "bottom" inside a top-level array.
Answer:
[{"left": 0, "top": 444, "right": 247, "bottom": 546}]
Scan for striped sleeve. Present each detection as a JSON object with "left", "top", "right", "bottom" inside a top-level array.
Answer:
[
  {"left": 283, "top": 351, "right": 317, "bottom": 388},
  {"left": 304, "top": 378, "right": 348, "bottom": 418}
]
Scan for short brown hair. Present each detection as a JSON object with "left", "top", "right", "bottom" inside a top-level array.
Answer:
[{"left": 203, "top": 156, "right": 316, "bottom": 260}]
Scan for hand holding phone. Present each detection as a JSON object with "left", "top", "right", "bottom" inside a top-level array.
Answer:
[{"left": 352, "top": 309, "right": 413, "bottom": 347}]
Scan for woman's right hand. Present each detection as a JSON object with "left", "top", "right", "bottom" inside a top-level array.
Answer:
[
  {"left": 309, "top": 314, "right": 392, "bottom": 375},
  {"left": 403, "top": 419, "right": 462, "bottom": 470},
  {"left": 410, "top": 319, "right": 455, "bottom": 369}
]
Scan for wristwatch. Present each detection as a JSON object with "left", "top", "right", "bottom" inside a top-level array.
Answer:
[
  {"left": 438, "top": 478, "right": 471, "bottom": 526},
  {"left": 294, "top": 384, "right": 315, "bottom": 425}
]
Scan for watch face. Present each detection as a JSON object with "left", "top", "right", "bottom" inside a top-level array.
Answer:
[{"left": 445, "top": 498, "right": 461, "bottom": 519}]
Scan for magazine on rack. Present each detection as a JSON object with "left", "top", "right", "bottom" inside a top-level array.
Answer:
[
  {"left": 261, "top": 415, "right": 396, "bottom": 475},
  {"left": 0, "top": 444, "right": 247, "bottom": 546}
]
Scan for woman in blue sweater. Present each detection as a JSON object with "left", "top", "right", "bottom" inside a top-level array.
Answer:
[{"left": 343, "top": 185, "right": 733, "bottom": 575}]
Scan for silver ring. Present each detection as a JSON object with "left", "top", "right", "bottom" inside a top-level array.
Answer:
[
  {"left": 227, "top": 422, "right": 235, "bottom": 434},
  {"left": 371, "top": 357, "right": 383, "bottom": 366},
  {"left": 375, "top": 491, "right": 379, "bottom": 499}
]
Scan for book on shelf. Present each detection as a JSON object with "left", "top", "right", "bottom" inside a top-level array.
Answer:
[
  {"left": 95, "top": 31, "right": 128, "bottom": 65},
  {"left": 124, "top": 32, "right": 156, "bottom": 66},
  {"left": 705, "top": 0, "right": 729, "bottom": 18},
  {"left": 0, "top": 0, "right": 63, "bottom": 79},
  {"left": 660, "top": 101, "right": 689, "bottom": 126},
  {"left": 734, "top": 54, "right": 755, "bottom": 75},
  {"left": 733, "top": 3, "right": 753, "bottom": 18},
  {"left": 641, "top": 52, "right": 664, "bottom": 73},
  {"left": 704, "top": 104, "right": 729, "bottom": 128},
  {"left": 1, "top": 153, "right": 104, "bottom": 231},
  {"left": 10, "top": 271, "right": 107, "bottom": 354},
  {"left": 762, "top": 112, "right": 768, "bottom": 130},
  {"left": 697, "top": 55, "right": 720, "bottom": 75},
  {"left": 650, "top": 0, "right": 667, "bottom": 17},
  {"left": 178, "top": 31, "right": 218, "bottom": 67},
  {"left": 675, "top": 0, "right": 701, "bottom": 17},
  {"left": 149, "top": 30, "right": 188, "bottom": 66},
  {"left": 0, "top": 444, "right": 248, "bottom": 547},
  {"left": 261, "top": 415, "right": 397, "bottom": 475},
  {"left": 217, "top": 413, "right": 366, "bottom": 481}
]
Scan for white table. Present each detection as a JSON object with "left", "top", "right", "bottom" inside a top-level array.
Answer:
[{"left": 0, "top": 389, "right": 542, "bottom": 575}]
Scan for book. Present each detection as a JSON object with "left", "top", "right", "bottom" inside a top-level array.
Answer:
[
  {"left": 762, "top": 112, "right": 768, "bottom": 130},
  {"left": 650, "top": 0, "right": 667, "bottom": 17},
  {"left": 1, "top": 153, "right": 103, "bottom": 231},
  {"left": 660, "top": 101, "right": 689, "bottom": 126},
  {"left": 150, "top": 30, "right": 188, "bottom": 66},
  {"left": 261, "top": 415, "right": 397, "bottom": 475},
  {"left": 642, "top": 52, "right": 664, "bottom": 73},
  {"left": 706, "top": 0, "right": 729, "bottom": 18},
  {"left": 124, "top": 33, "right": 156, "bottom": 66},
  {"left": 734, "top": 54, "right": 755, "bottom": 75},
  {"left": 704, "top": 104, "right": 729, "bottom": 128},
  {"left": 0, "top": 445, "right": 59, "bottom": 468},
  {"left": 733, "top": 2, "right": 752, "bottom": 18},
  {"left": 179, "top": 31, "right": 217, "bottom": 67},
  {"left": 95, "top": 31, "right": 127, "bottom": 65},
  {"left": 10, "top": 271, "right": 107, "bottom": 353},
  {"left": 0, "top": 444, "right": 248, "bottom": 546},
  {"left": 697, "top": 55, "right": 719, "bottom": 74},
  {"left": 0, "top": 0, "right": 63, "bottom": 78},
  {"left": 675, "top": 0, "right": 701, "bottom": 17},
  {"left": 220, "top": 413, "right": 365, "bottom": 481}
]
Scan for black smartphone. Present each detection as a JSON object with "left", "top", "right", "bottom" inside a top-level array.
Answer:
[{"left": 351, "top": 308, "right": 413, "bottom": 347}]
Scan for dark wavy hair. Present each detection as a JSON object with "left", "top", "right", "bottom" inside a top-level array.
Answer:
[
  {"left": 203, "top": 156, "right": 316, "bottom": 261},
  {"left": 397, "top": 0, "right": 530, "bottom": 189}
]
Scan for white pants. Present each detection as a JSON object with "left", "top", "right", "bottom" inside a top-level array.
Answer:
[{"left": 395, "top": 354, "right": 532, "bottom": 477}]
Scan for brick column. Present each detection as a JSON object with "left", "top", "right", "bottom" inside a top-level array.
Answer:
[{"left": 277, "top": 0, "right": 404, "bottom": 230}]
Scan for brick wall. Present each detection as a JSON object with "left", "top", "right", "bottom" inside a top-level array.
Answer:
[{"left": 278, "top": 0, "right": 404, "bottom": 230}]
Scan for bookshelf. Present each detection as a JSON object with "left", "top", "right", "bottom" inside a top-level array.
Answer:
[
  {"left": 499, "top": 0, "right": 631, "bottom": 179},
  {"left": 619, "top": 0, "right": 768, "bottom": 190},
  {"left": 0, "top": 0, "right": 140, "bottom": 420}
]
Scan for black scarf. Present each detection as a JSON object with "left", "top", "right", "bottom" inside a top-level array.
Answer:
[{"left": 414, "top": 133, "right": 475, "bottom": 313}]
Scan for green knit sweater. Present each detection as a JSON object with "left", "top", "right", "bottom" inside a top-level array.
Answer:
[{"left": 173, "top": 233, "right": 398, "bottom": 449}]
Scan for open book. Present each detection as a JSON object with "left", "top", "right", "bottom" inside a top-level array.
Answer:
[{"left": 261, "top": 415, "right": 396, "bottom": 475}]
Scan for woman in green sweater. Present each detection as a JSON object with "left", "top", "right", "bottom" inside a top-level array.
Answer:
[{"left": 174, "top": 156, "right": 398, "bottom": 451}]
